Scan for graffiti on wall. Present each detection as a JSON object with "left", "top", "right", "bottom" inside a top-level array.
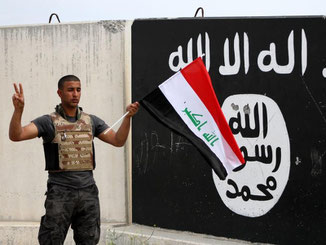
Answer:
[
  {"left": 132, "top": 18, "right": 326, "bottom": 244},
  {"left": 168, "top": 31, "right": 295, "bottom": 216},
  {"left": 214, "top": 95, "right": 290, "bottom": 217},
  {"left": 168, "top": 30, "right": 310, "bottom": 76}
]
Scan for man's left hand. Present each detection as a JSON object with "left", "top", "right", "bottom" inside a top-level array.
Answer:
[{"left": 126, "top": 102, "right": 140, "bottom": 118}]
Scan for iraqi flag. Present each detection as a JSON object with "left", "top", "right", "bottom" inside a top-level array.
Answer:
[{"left": 140, "top": 57, "right": 245, "bottom": 180}]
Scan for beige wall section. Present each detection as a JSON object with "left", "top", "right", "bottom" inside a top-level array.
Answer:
[{"left": 0, "top": 20, "right": 132, "bottom": 224}]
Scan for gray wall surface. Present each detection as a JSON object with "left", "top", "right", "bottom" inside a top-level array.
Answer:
[{"left": 0, "top": 20, "right": 132, "bottom": 232}]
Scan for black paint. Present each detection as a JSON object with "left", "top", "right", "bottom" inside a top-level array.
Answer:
[{"left": 132, "top": 17, "right": 326, "bottom": 245}]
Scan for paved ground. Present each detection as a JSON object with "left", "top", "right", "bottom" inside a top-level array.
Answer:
[
  {"left": 106, "top": 223, "right": 272, "bottom": 245},
  {"left": 0, "top": 222, "right": 273, "bottom": 245}
]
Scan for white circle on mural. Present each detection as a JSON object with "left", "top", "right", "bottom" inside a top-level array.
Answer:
[{"left": 212, "top": 94, "right": 290, "bottom": 217}]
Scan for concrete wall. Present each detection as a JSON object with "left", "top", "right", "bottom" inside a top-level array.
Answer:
[{"left": 0, "top": 20, "right": 132, "bottom": 231}]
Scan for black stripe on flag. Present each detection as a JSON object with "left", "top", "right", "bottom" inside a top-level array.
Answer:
[{"left": 140, "top": 88, "right": 228, "bottom": 180}]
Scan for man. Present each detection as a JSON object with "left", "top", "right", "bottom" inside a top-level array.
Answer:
[{"left": 9, "top": 75, "right": 139, "bottom": 245}]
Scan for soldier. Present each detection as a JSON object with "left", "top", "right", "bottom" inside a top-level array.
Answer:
[{"left": 9, "top": 75, "right": 139, "bottom": 245}]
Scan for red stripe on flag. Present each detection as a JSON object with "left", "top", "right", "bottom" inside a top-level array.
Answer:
[{"left": 181, "top": 58, "right": 245, "bottom": 164}]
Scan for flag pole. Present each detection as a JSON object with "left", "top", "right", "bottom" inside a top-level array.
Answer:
[{"left": 103, "top": 111, "right": 129, "bottom": 135}]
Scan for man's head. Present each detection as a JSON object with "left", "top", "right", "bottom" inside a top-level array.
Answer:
[
  {"left": 58, "top": 75, "right": 80, "bottom": 90},
  {"left": 57, "top": 75, "right": 81, "bottom": 110}
]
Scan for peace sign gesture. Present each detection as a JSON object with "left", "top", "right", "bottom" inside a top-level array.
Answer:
[{"left": 12, "top": 83, "right": 25, "bottom": 111}]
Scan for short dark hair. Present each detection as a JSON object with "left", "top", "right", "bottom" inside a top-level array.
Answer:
[{"left": 58, "top": 75, "right": 80, "bottom": 89}]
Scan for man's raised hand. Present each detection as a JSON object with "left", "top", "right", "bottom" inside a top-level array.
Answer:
[{"left": 12, "top": 83, "right": 24, "bottom": 111}]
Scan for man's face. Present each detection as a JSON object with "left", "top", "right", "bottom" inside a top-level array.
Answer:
[{"left": 57, "top": 81, "right": 81, "bottom": 108}]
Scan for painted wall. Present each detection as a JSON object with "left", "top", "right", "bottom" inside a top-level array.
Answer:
[
  {"left": 0, "top": 20, "right": 132, "bottom": 227},
  {"left": 132, "top": 17, "right": 326, "bottom": 245}
]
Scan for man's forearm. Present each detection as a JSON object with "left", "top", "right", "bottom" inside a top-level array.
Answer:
[
  {"left": 98, "top": 102, "right": 139, "bottom": 146},
  {"left": 114, "top": 116, "right": 131, "bottom": 147},
  {"left": 9, "top": 109, "right": 23, "bottom": 141}
]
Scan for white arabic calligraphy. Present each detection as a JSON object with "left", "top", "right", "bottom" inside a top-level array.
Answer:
[
  {"left": 168, "top": 32, "right": 210, "bottom": 72},
  {"left": 168, "top": 29, "right": 308, "bottom": 76}
]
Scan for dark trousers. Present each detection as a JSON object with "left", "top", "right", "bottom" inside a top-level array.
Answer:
[{"left": 38, "top": 184, "right": 100, "bottom": 245}]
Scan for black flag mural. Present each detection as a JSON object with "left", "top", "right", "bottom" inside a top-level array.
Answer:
[{"left": 132, "top": 17, "right": 326, "bottom": 245}]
